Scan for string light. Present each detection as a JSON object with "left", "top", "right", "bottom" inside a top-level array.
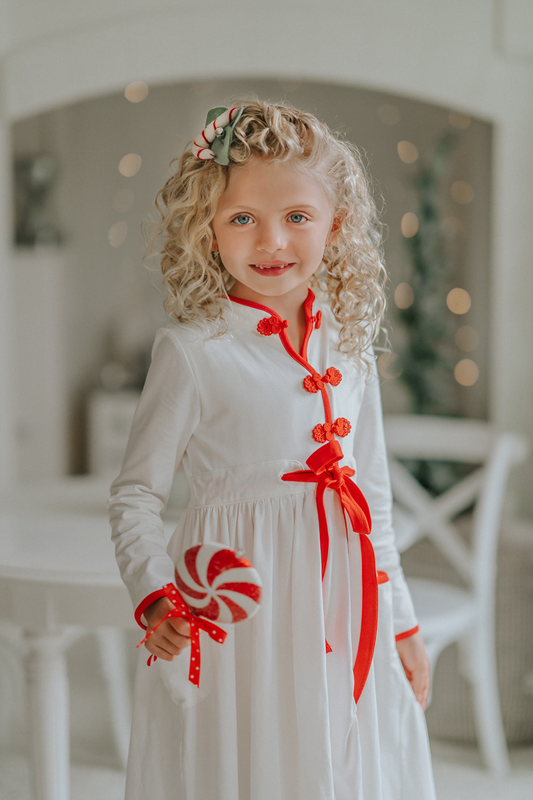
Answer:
[
  {"left": 455, "top": 325, "right": 478, "bottom": 352},
  {"left": 377, "top": 352, "right": 402, "bottom": 379},
  {"left": 394, "top": 283, "right": 414, "bottom": 309},
  {"left": 401, "top": 212, "right": 419, "bottom": 238},
  {"left": 112, "top": 189, "right": 134, "bottom": 213},
  {"left": 454, "top": 359, "right": 479, "bottom": 386},
  {"left": 377, "top": 104, "right": 400, "bottom": 125},
  {"left": 119, "top": 154, "right": 142, "bottom": 177},
  {"left": 451, "top": 181, "right": 474, "bottom": 204},
  {"left": 441, "top": 216, "right": 465, "bottom": 237},
  {"left": 108, "top": 221, "right": 128, "bottom": 248},
  {"left": 397, "top": 141, "right": 419, "bottom": 164},
  {"left": 124, "top": 81, "right": 149, "bottom": 103},
  {"left": 448, "top": 111, "right": 471, "bottom": 129},
  {"left": 447, "top": 288, "right": 471, "bottom": 314}
]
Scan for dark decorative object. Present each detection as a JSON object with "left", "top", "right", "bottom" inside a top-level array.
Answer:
[
  {"left": 397, "top": 133, "right": 465, "bottom": 495},
  {"left": 14, "top": 153, "right": 61, "bottom": 246},
  {"left": 397, "top": 132, "right": 457, "bottom": 416}
]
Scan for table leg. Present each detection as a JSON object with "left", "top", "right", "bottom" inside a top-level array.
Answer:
[{"left": 25, "top": 631, "right": 70, "bottom": 800}]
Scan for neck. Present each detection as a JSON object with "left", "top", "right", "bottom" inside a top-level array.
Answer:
[
  {"left": 229, "top": 282, "right": 310, "bottom": 322},
  {"left": 229, "top": 282, "right": 310, "bottom": 353}
]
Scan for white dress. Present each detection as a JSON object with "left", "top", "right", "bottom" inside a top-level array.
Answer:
[{"left": 109, "top": 290, "right": 436, "bottom": 800}]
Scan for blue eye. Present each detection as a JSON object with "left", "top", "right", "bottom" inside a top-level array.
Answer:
[
  {"left": 289, "top": 213, "right": 306, "bottom": 223},
  {"left": 233, "top": 214, "right": 252, "bottom": 225}
]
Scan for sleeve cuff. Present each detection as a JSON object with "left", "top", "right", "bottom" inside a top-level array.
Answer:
[
  {"left": 395, "top": 625, "right": 420, "bottom": 642},
  {"left": 134, "top": 589, "right": 168, "bottom": 629}
]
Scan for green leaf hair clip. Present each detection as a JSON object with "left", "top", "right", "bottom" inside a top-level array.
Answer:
[{"left": 191, "top": 106, "right": 244, "bottom": 165}]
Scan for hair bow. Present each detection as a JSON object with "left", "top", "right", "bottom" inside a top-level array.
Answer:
[{"left": 191, "top": 106, "right": 243, "bottom": 165}]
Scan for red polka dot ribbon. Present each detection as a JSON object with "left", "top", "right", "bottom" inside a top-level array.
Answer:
[{"left": 136, "top": 583, "right": 227, "bottom": 688}]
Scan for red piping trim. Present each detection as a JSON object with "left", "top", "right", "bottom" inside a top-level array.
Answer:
[
  {"left": 395, "top": 625, "right": 420, "bottom": 642},
  {"left": 300, "top": 290, "right": 316, "bottom": 362},
  {"left": 377, "top": 570, "right": 389, "bottom": 584},
  {"left": 134, "top": 589, "right": 168, "bottom": 630},
  {"left": 228, "top": 290, "right": 333, "bottom": 424}
]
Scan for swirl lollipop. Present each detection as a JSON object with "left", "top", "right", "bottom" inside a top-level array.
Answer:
[
  {"left": 175, "top": 543, "right": 262, "bottom": 623},
  {"left": 138, "top": 543, "right": 262, "bottom": 687}
]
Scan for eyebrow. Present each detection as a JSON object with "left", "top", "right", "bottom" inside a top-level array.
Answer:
[{"left": 223, "top": 203, "right": 321, "bottom": 213}]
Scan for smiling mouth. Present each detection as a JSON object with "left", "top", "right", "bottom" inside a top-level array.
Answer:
[{"left": 250, "top": 261, "right": 294, "bottom": 270}]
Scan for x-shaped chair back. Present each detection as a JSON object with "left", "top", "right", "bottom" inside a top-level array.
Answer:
[{"left": 383, "top": 415, "right": 528, "bottom": 601}]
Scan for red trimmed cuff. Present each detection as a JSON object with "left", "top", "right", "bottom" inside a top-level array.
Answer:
[
  {"left": 135, "top": 589, "right": 168, "bottom": 629},
  {"left": 395, "top": 625, "right": 420, "bottom": 642}
]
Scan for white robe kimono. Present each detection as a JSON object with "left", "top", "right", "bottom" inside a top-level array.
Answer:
[{"left": 109, "top": 291, "right": 436, "bottom": 800}]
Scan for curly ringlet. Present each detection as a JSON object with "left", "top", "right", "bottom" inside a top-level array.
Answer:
[{"left": 146, "top": 99, "right": 387, "bottom": 371}]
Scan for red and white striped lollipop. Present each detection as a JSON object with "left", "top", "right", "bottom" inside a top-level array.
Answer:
[{"left": 174, "top": 543, "right": 262, "bottom": 624}]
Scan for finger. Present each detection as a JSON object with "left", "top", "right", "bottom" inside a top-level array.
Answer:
[
  {"left": 144, "top": 641, "right": 177, "bottom": 661},
  {"left": 410, "top": 669, "right": 430, "bottom": 709},
  {"left": 160, "top": 632, "right": 191, "bottom": 653},
  {"left": 167, "top": 617, "right": 191, "bottom": 637}
]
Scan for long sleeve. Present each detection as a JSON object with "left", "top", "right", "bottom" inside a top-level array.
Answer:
[
  {"left": 352, "top": 364, "right": 418, "bottom": 638},
  {"left": 108, "top": 327, "right": 200, "bottom": 625}
]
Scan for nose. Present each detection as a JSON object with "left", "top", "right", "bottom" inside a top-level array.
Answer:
[{"left": 254, "top": 220, "right": 287, "bottom": 254}]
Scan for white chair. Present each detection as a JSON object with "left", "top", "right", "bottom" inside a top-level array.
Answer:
[{"left": 383, "top": 414, "right": 529, "bottom": 776}]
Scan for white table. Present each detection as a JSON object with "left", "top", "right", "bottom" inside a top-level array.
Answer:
[{"left": 0, "top": 479, "right": 147, "bottom": 800}]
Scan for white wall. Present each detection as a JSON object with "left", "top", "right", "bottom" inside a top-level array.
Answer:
[{"left": 1, "top": 0, "right": 533, "bottom": 511}]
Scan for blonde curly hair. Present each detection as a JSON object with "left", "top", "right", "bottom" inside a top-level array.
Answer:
[{"left": 146, "top": 99, "right": 387, "bottom": 370}]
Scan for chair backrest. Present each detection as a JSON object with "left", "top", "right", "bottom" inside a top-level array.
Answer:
[{"left": 383, "top": 415, "right": 528, "bottom": 604}]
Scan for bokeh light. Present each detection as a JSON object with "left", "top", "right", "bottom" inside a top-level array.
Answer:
[
  {"left": 108, "top": 221, "right": 128, "bottom": 247},
  {"left": 455, "top": 325, "right": 479, "bottom": 352},
  {"left": 454, "top": 359, "right": 479, "bottom": 386},
  {"left": 397, "top": 141, "right": 419, "bottom": 164},
  {"left": 447, "top": 288, "right": 471, "bottom": 314},
  {"left": 112, "top": 188, "right": 134, "bottom": 213},
  {"left": 124, "top": 81, "right": 149, "bottom": 103},
  {"left": 377, "top": 352, "right": 402, "bottom": 379},
  {"left": 401, "top": 212, "right": 419, "bottom": 238},
  {"left": 451, "top": 180, "right": 474, "bottom": 204},
  {"left": 394, "top": 282, "right": 414, "bottom": 309},
  {"left": 441, "top": 216, "right": 465, "bottom": 237},
  {"left": 119, "top": 154, "right": 142, "bottom": 177},
  {"left": 377, "top": 104, "right": 400, "bottom": 125},
  {"left": 448, "top": 111, "right": 471, "bottom": 129}
]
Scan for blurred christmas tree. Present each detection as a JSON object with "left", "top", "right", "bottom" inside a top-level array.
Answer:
[
  {"left": 398, "top": 132, "right": 456, "bottom": 415},
  {"left": 396, "top": 133, "right": 471, "bottom": 494}
]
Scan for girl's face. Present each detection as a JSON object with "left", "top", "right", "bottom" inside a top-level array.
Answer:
[{"left": 211, "top": 157, "right": 336, "bottom": 306}]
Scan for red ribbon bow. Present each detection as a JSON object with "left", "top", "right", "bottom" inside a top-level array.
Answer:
[
  {"left": 137, "top": 583, "right": 227, "bottom": 688},
  {"left": 282, "top": 440, "right": 378, "bottom": 703}
]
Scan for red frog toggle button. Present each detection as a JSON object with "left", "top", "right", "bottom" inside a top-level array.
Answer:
[
  {"left": 311, "top": 310, "right": 322, "bottom": 329},
  {"left": 313, "top": 417, "right": 352, "bottom": 443},
  {"left": 303, "top": 367, "right": 342, "bottom": 393},
  {"left": 257, "top": 316, "right": 289, "bottom": 336}
]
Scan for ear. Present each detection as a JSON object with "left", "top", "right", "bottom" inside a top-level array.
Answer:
[{"left": 327, "top": 214, "right": 344, "bottom": 247}]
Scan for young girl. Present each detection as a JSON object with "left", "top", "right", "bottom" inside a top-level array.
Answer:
[{"left": 109, "top": 100, "right": 437, "bottom": 800}]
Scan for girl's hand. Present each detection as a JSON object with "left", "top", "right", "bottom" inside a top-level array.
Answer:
[
  {"left": 395, "top": 631, "right": 430, "bottom": 710},
  {"left": 143, "top": 596, "right": 191, "bottom": 662}
]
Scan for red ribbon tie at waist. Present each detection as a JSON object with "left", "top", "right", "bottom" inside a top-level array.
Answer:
[
  {"left": 137, "top": 583, "right": 227, "bottom": 688},
  {"left": 282, "top": 440, "right": 378, "bottom": 703}
]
